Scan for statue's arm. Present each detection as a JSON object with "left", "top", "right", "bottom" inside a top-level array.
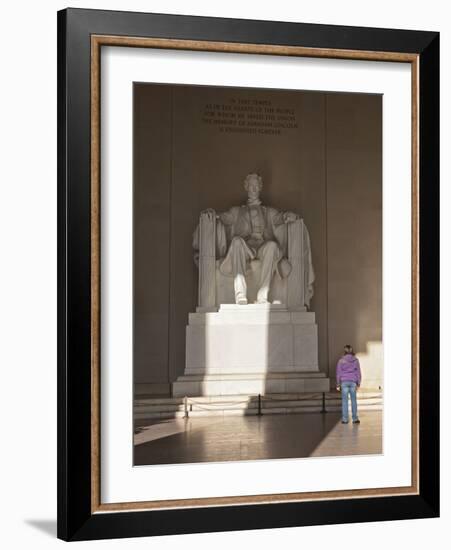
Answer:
[
  {"left": 270, "top": 207, "right": 299, "bottom": 226},
  {"left": 200, "top": 207, "right": 236, "bottom": 226},
  {"left": 216, "top": 207, "right": 238, "bottom": 226},
  {"left": 272, "top": 209, "right": 285, "bottom": 226},
  {"left": 283, "top": 211, "right": 299, "bottom": 223}
]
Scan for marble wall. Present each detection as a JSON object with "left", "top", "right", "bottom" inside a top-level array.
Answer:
[{"left": 133, "top": 84, "right": 382, "bottom": 393}]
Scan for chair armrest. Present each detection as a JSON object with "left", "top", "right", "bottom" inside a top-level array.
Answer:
[
  {"left": 287, "top": 218, "right": 305, "bottom": 309},
  {"left": 198, "top": 211, "right": 217, "bottom": 308}
]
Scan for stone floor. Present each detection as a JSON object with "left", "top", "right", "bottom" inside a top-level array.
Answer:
[{"left": 133, "top": 410, "right": 383, "bottom": 466}]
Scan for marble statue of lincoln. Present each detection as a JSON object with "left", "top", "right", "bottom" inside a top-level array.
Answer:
[{"left": 194, "top": 173, "right": 314, "bottom": 306}]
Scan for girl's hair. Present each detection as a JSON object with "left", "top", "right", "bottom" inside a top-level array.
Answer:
[{"left": 344, "top": 344, "right": 355, "bottom": 355}]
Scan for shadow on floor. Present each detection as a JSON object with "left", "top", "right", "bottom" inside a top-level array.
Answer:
[{"left": 133, "top": 410, "right": 382, "bottom": 466}]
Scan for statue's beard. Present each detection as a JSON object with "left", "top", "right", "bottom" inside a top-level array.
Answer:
[{"left": 247, "top": 195, "right": 262, "bottom": 206}]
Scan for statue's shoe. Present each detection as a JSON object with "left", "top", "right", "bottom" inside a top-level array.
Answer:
[{"left": 236, "top": 298, "right": 248, "bottom": 305}]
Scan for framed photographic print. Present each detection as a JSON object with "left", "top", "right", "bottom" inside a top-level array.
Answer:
[{"left": 57, "top": 7, "right": 439, "bottom": 541}]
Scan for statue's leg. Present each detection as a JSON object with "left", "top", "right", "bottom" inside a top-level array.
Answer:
[
  {"left": 230, "top": 236, "right": 251, "bottom": 304},
  {"left": 256, "top": 240, "right": 280, "bottom": 304}
]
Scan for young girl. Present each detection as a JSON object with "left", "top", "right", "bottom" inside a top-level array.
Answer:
[{"left": 336, "top": 345, "right": 362, "bottom": 424}]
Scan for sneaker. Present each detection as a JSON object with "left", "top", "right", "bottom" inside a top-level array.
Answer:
[
  {"left": 353, "top": 419, "right": 360, "bottom": 424},
  {"left": 341, "top": 420, "right": 349, "bottom": 424}
]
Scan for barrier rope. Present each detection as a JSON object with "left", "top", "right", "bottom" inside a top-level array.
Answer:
[
  {"left": 187, "top": 397, "right": 254, "bottom": 406},
  {"left": 187, "top": 402, "right": 256, "bottom": 411},
  {"left": 182, "top": 391, "right": 380, "bottom": 417}
]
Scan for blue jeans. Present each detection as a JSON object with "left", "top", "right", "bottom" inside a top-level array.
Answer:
[{"left": 341, "top": 381, "right": 359, "bottom": 422}]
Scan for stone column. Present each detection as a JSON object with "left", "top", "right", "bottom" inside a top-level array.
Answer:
[
  {"left": 198, "top": 211, "right": 216, "bottom": 310},
  {"left": 287, "top": 219, "right": 305, "bottom": 310}
]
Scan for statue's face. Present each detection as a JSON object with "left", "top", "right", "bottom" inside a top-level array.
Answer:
[{"left": 246, "top": 176, "right": 261, "bottom": 200}]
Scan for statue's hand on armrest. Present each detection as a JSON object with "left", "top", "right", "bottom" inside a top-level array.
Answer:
[
  {"left": 200, "top": 208, "right": 218, "bottom": 222},
  {"left": 283, "top": 211, "right": 299, "bottom": 223}
]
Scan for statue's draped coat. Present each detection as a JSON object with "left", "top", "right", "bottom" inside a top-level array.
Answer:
[{"left": 193, "top": 205, "right": 315, "bottom": 307}]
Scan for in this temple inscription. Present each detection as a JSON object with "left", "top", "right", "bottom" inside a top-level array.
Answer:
[
  {"left": 201, "top": 98, "right": 298, "bottom": 136},
  {"left": 193, "top": 173, "right": 315, "bottom": 309}
]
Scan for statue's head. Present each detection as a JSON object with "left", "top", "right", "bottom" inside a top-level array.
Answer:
[{"left": 243, "top": 173, "right": 263, "bottom": 200}]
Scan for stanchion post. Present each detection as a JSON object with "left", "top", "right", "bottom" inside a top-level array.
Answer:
[
  {"left": 184, "top": 396, "right": 189, "bottom": 418},
  {"left": 321, "top": 392, "right": 326, "bottom": 413},
  {"left": 257, "top": 394, "right": 262, "bottom": 416}
]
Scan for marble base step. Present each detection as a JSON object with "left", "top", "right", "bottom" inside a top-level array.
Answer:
[{"left": 183, "top": 305, "right": 320, "bottom": 387}]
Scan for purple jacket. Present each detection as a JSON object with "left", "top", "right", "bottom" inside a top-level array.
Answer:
[{"left": 336, "top": 354, "right": 362, "bottom": 386}]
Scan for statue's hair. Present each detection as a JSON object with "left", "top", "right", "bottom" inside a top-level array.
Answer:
[{"left": 243, "top": 173, "right": 263, "bottom": 191}]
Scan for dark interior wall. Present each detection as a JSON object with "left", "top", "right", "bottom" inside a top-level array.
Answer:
[
  {"left": 133, "top": 83, "right": 382, "bottom": 390},
  {"left": 133, "top": 85, "right": 172, "bottom": 387}
]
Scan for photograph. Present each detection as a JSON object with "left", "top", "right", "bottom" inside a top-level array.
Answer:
[{"left": 132, "top": 82, "right": 383, "bottom": 466}]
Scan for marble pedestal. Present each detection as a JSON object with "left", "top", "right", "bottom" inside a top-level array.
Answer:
[{"left": 172, "top": 304, "right": 329, "bottom": 397}]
